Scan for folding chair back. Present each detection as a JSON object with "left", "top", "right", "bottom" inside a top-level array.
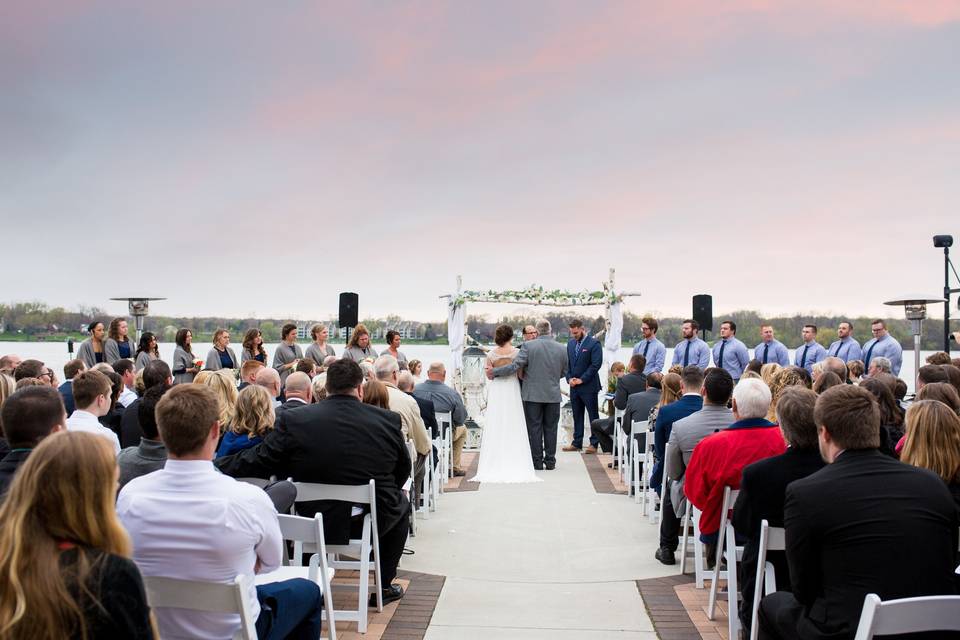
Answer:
[
  {"left": 236, "top": 477, "right": 272, "bottom": 489},
  {"left": 853, "top": 593, "right": 960, "bottom": 640},
  {"left": 435, "top": 410, "right": 453, "bottom": 485},
  {"left": 707, "top": 486, "right": 741, "bottom": 625},
  {"left": 749, "top": 520, "right": 785, "bottom": 640},
  {"left": 275, "top": 513, "right": 337, "bottom": 640},
  {"left": 142, "top": 574, "right": 257, "bottom": 640}
]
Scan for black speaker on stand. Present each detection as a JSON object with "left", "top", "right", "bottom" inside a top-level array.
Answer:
[
  {"left": 339, "top": 292, "right": 359, "bottom": 345},
  {"left": 693, "top": 294, "right": 713, "bottom": 340}
]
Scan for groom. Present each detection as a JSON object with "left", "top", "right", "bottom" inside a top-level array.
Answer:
[
  {"left": 486, "top": 320, "right": 568, "bottom": 470},
  {"left": 563, "top": 318, "right": 603, "bottom": 453}
]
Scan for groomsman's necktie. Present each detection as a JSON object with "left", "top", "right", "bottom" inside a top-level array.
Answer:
[
  {"left": 864, "top": 341, "right": 877, "bottom": 370},
  {"left": 800, "top": 344, "right": 810, "bottom": 368},
  {"left": 683, "top": 341, "right": 691, "bottom": 367},
  {"left": 717, "top": 340, "right": 726, "bottom": 369},
  {"left": 762, "top": 344, "right": 770, "bottom": 364},
  {"left": 643, "top": 341, "right": 650, "bottom": 358},
  {"left": 835, "top": 342, "right": 844, "bottom": 358}
]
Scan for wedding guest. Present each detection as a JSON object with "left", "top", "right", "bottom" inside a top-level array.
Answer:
[
  {"left": 821, "top": 356, "right": 848, "bottom": 383},
  {"left": 12, "top": 359, "right": 47, "bottom": 382},
  {"left": 685, "top": 378, "right": 785, "bottom": 556},
  {"left": 113, "top": 359, "right": 138, "bottom": 408},
  {"left": 255, "top": 368, "right": 282, "bottom": 408},
  {"left": 204, "top": 328, "right": 238, "bottom": 371},
  {"left": 927, "top": 351, "right": 952, "bottom": 365},
  {"left": 633, "top": 317, "right": 667, "bottom": 375},
  {"left": 382, "top": 330, "right": 409, "bottom": 370},
  {"left": 860, "top": 375, "right": 906, "bottom": 458},
  {"left": 66, "top": 370, "right": 121, "bottom": 453},
  {"left": 408, "top": 359, "right": 423, "bottom": 380},
  {"left": 215, "top": 359, "right": 411, "bottom": 607},
  {"left": 732, "top": 387, "right": 825, "bottom": 632},
  {"left": 711, "top": 321, "right": 750, "bottom": 382},
  {"left": 362, "top": 378, "right": 391, "bottom": 409},
  {"left": 295, "top": 359, "right": 317, "bottom": 379},
  {"left": 376, "top": 354, "right": 430, "bottom": 487},
  {"left": 812, "top": 371, "right": 843, "bottom": 394},
  {"left": 272, "top": 323, "right": 303, "bottom": 386},
  {"left": 172, "top": 328, "right": 200, "bottom": 385},
  {"left": 76, "top": 320, "right": 107, "bottom": 367},
  {"left": 942, "top": 364, "right": 960, "bottom": 398},
  {"left": 133, "top": 331, "right": 159, "bottom": 371},
  {"left": 918, "top": 364, "right": 949, "bottom": 390},
  {"left": 862, "top": 319, "right": 903, "bottom": 376},
  {"left": 239, "top": 359, "right": 264, "bottom": 390},
  {"left": 342, "top": 323, "right": 378, "bottom": 362},
  {"left": 58, "top": 358, "right": 85, "bottom": 415},
  {"left": 847, "top": 359, "right": 864, "bottom": 384},
  {"left": 275, "top": 372, "right": 312, "bottom": 424},
  {"left": 120, "top": 361, "right": 173, "bottom": 449},
  {"left": 758, "top": 385, "right": 958, "bottom": 640},
  {"left": 400, "top": 371, "right": 436, "bottom": 436},
  {"left": 745, "top": 359, "right": 763, "bottom": 377},
  {"left": 120, "top": 385, "right": 323, "bottom": 638},
  {"left": 766, "top": 366, "right": 809, "bottom": 422},
  {"left": 217, "top": 385, "right": 275, "bottom": 457},
  {"left": 867, "top": 355, "right": 892, "bottom": 377},
  {"left": 621, "top": 372, "right": 662, "bottom": 446},
  {"left": 827, "top": 321, "right": 863, "bottom": 362},
  {"left": 915, "top": 382, "right": 960, "bottom": 414},
  {"left": 15, "top": 377, "right": 46, "bottom": 390},
  {"left": 200, "top": 369, "right": 239, "bottom": 432},
  {"left": 117, "top": 385, "right": 168, "bottom": 489},
  {"left": 760, "top": 363, "right": 782, "bottom": 387},
  {"left": 753, "top": 324, "right": 790, "bottom": 367},
  {"left": 592, "top": 355, "right": 646, "bottom": 454},
  {"left": 901, "top": 399, "right": 960, "bottom": 508},
  {"left": 671, "top": 319, "right": 710, "bottom": 369},
  {"left": 794, "top": 324, "right": 827, "bottom": 375},
  {"left": 414, "top": 361, "right": 469, "bottom": 476},
  {"left": 651, "top": 367, "right": 703, "bottom": 497},
  {"left": 0, "top": 373, "right": 17, "bottom": 439},
  {"left": 304, "top": 323, "right": 336, "bottom": 367},
  {"left": 0, "top": 431, "right": 154, "bottom": 639},
  {"left": 98, "top": 369, "right": 125, "bottom": 437},
  {"left": 0, "top": 354, "right": 22, "bottom": 377},
  {"left": 0, "top": 386, "right": 66, "bottom": 494},
  {"left": 241, "top": 328, "right": 268, "bottom": 364},
  {"left": 104, "top": 317, "right": 136, "bottom": 364},
  {"left": 311, "top": 375, "right": 328, "bottom": 402}
]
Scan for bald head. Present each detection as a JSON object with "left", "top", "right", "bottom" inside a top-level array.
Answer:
[
  {"left": 427, "top": 361, "right": 446, "bottom": 381},
  {"left": 822, "top": 356, "right": 847, "bottom": 382},
  {"left": 284, "top": 371, "right": 312, "bottom": 402},
  {"left": 397, "top": 371, "right": 416, "bottom": 392},
  {"left": 255, "top": 367, "right": 282, "bottom": 397}
]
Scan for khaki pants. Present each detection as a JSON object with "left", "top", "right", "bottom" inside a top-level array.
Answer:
[{"left": 452, "top": 425, "right": 468, "bottom": 470}]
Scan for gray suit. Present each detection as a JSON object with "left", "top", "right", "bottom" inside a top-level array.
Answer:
[
  {"left": 492, "top": 335, "right": 568, "bottom": 467},
  {"left": 665, "top": 404, "right": 733, "bottom": 513}
]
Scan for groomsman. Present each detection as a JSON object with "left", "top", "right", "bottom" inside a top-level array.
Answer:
[
  {"left": 632, "top": 317, "right": 666, "bottom": 375},
  {"left": 671, "top": 320, "right": 710, "bottom": 369},
  {"left": 563, "top": 319, "right": 603, "bottom": 453},
  {"left": 711, "top": 321, "right": 750, "bottom": 381},
  {"left": 862, "top": 319, "right": 903, "bottom": 376},
  {"left": 752, "top": 325, "right": 790, "bottom": 367},
  {"left": 794, "top": 324, "right": 827, "bottom": 374},
  {"left": 827, "top": 321, "right": 863, "bottom": 363}
]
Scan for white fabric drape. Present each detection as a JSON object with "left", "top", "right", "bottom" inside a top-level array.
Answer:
[
  {"left": 448, "top": 303, "right": 465, "bottom": 371},
  {"left": 604, "top": 302, "right": 623, "bottom": 355}
]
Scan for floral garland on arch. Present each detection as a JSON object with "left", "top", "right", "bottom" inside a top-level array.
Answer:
[{"left": 450, "top": 285, "right": 622, "bottom": 308}]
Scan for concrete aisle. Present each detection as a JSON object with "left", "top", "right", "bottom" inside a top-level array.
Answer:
[{"left": 403, "top": 451, "right": 677, "bottom": 639}]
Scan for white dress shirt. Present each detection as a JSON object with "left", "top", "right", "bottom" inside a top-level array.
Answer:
[
  {"left": 117, "top": 459, "right": 282, "bottom": 640},
  {"left": 119, "top": 386, "right": 138, "bottom": 408},
  {"left": 66, "top": 409, "right": 121, "bottom": 454}
]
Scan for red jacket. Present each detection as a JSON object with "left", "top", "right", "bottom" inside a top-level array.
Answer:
[{"left": 684, "top": 418, "right": 786, "bottom": 537}]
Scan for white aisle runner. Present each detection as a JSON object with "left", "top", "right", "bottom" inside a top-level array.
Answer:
[{"left": 404, "top": 452, "right": 676, "bottom": 639}]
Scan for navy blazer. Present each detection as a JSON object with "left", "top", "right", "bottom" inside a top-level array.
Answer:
[
  {"left": 566, "top": 335, "right": 603, "bottom": 394},
  {"left": 651, "top": 394, "right": 703, "bottom": 492},
  {"left": 58, "top": 381, "right": 75, "bottom": 416}
]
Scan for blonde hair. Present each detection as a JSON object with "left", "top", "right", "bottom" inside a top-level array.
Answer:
[
  {"left": 767, "top": 367, "right": 809, "bottom": 422},
  {"left": 200, "top": 369, "right": 238, "bottom": 429},
  {"left": 0, "top": 373, "right": 17, "bottom": 409},
  {"left": 312, "top": 374, "right": 328, "bottom": 402},
  {"left": 760, "top": 363, "right": 782, "bottom": 386},
  {"left": 659, "top": 373, "right": 682, "bottom": 407},
  {"left": 0, "top": 432, "right": 132, "bottom": 640},
  {"left": 212, "top": 328, "right": 229, "bottom": 345},
  {"left": 232, "top": 385, "right": 275, "bottom": 438},
  {"left": 346, "top": 323, "right": 370, "bottom": 350},
  {"left": 193, "top": 370, "right": 213, "bottom": 386},
  {"left": 740, "top": 371, "right": 762, "bottom": 380},
  {"left": 901, "top": 400, "right": 960, "bottom": 483}
]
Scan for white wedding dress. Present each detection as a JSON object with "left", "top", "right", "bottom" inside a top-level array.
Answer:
[{"left": 470, "top": 348, "right": 542, "bottom": 483}]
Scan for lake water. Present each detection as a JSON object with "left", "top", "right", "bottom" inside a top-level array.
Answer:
[{"left": 1, "top": 340, "right": 936, "bottom": 394}]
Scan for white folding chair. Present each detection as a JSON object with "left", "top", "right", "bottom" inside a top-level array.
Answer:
[
  {"left": 612, "top": 408, "right": 624, "bottom": 479},
  {"left": 679, "top": 504, "right": 708, "bottom": 588},
  {"left": 435, "top": 411, "right": 452, "bottom": 487},
  {"left": 649, "top": 442, "right": 669, "bottom": 524},
  {"left": 236, "top": 477, "right": 273, "bottom": 489},
  {"left": 292, "top": 480, "right": 382, "bottom": 634},
  {"left": 853, "top": 593, "right": 960, "bottom": 639},
  {"left": 143, "top": 574, "right": 258, "bottom": 640},
  {"left": 707, "top": 486, "right": 743, "bottom": 639},
  {"left": 636, "top": 427, "right": 654, "bottom": 511},
  {"left": 259, "top": 513, "right": 337, "bottom": 640},
  {"left": 749, "top": 520, "right": 785, "bottom": 640},
  {"left": 405, "top": 442, "right": 420, "bottom": 535}
]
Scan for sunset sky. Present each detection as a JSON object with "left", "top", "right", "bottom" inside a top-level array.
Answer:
[{"left": 2, "top": 1, "right": 958, "bottom": 322}]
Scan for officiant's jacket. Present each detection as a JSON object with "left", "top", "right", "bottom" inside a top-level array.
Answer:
[{"left": 215, "top": 394, "right": 411, "bottom": 544}]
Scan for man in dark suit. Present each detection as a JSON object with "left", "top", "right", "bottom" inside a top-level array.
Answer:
[
  {"left": 590, "top": 354, "right": 647, "bottom": 454},
  {"left": 58, "top": 358, "right": 85, "bottom": 415},
  {"left": 759, "top": 385, "right": 959, "bottom": 640},
  {"left": 0, "top": 386, "right": 66, "bottom": 494},
  {"left": 119, "top": 360, "right": 172, "bottom": 448},
  {"left": 733, "top": 386, "right": 824, "bottom": 632},
  {"left": 563, "top": 318, "right": 604, "bottom": 453},
  {"left": 273, "top": 372, "right": 312, "bottom": 427},
  {"left": 215, "top": 359, "right": 412, "bottom": 606}
]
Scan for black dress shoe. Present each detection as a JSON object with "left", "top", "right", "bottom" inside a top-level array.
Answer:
[
  {"left": 545, "top": 463, "right": 556, "bottom": 470},
  {"left": 370, "top": 583, "right": 404, "bottom": 607},
  {"left": 655, "top": 547, "right": 676, "bottom": 565}
]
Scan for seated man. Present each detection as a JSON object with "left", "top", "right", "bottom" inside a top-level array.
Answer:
[
  {"left": 684, "top": 378, "right": 785, "bottom": 556},
  {"left": 58, "top": 358, "right": 85, "bottom": 415},
  {"left": 759, "top": 385, "right": 959, "bottom": 640},
  {"left": 656, "top": 367, "right": 734, "bottom": 565},
  {"left": 275, "top": 371, "right": 312, "bottom": 424},
  {"left": 414, "top": 361, "right": 469, "bottom": 476},
  {"left": 216, "top": 359, "right": 412, "bottom": 606},
  {"left": 652, "top": 366, "right": 705, "bottom": 496},
  {"left": 255, "top": 367, "right": 283, "bottom": 408},
  {"left": 590, "top": 354, "right": 647, "bottom": 454},
  {"left": 621, "top": 372, "right": 662, "bottom": 438},
  {"left": 376, "top": 355, "right": 430, "bottom": 490},
  {"left": 0, "top": 386, "right": 66, "bottom": 493},
  {"left": 112, "top": 358, "right": 138, "bottom": 408},
  {"left": 120, "top": 360, "right": 172, "bottom": 448},
  {"left": 65, "top": 370, "right": 121, "bottom": 454},
  {"left": 117, "top": 385, "right": 169, "bottom": 489},
  {"left": 732, "top": 386, "right": 824, "bottom": 632},
  {"left": 239, "top": 359, "right": 265, "bottom": 390},
  {"left": 118, "top": 385, "right": 322, "bottom": 639}
]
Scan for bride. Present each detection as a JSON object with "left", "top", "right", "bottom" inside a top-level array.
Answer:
[{"left": 471, "top": 324, "right": 541, "bottom": 483}]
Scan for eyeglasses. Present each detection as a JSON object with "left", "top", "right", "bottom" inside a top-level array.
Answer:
[{"left": 39, "top": 370, "right": 53, "bottom": 380}]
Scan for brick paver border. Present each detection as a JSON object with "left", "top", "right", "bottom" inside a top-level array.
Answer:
[
  {"left": 636, "top": 573, "right": 702, "bottom": 640},
  {"left": 381, "top": 570, "right": 446, "bottom": 640}
]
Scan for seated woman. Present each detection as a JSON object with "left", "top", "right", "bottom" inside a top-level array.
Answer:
[
  {"left": 362, "top": 378, "right": 391, "bottom": 410},
  {"left": 0, "top": 431, "right": 154, "bottom": 638},
  {"left": 216, "top": 384, "right": 275, "bottom": 457},
  {"left": 199, "top": 370, "right": 239, "bottom": 439},
  {"left": 900, "top": 399, "right": 960, "bottom": 509}
]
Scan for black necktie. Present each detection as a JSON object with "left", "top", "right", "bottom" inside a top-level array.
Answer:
[
  {"left": 864, "top": 341, "right": 877, "bottom": 370},
  {"left": 717, "top": 340, "right": 726, "bottom": 369},
  {"left": 683, "top": 341, "right": 691, "bottom": 366},
  {"left": 800, "top": 344, "right": 810, "bottom": 368},
  {"left": 835, "top": 341, "right": 844, "bottom": 358},
  {"left": 763, "top": 344, "right": 769, "bottom": 364},
  {"left": 643, "top": 341, "right": 650, "bottom": 358}
]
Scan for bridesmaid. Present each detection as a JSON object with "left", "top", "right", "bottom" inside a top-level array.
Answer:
[
  {"left": 76, "top": 320, "right": 107, "bottom": 368},
  {"left": 342, "top": 323, "right": 378, "bottom": 362},
  {"left": 272, "top": 323, "right": 303, "bottom": 385},
  {"left": 133, "top": 332, "right": 159, "bottom": 371},
  {"left": 172, "top": 328, "right": 200, "bottom": 384},
  {"left": 104, "top": 317, "right": 136, "bottom": 364},
  {"left": 204, "top": 328, "right": 238, "bottom": 371},
  {"left": 240, "top": 328, "right": 267, "bottom": 364},
  {"left": 382, "top": 330, "right": 409, "bottom": 370},
  {"left": 304, "top": 324, "right": 336, "bottom": 368}
]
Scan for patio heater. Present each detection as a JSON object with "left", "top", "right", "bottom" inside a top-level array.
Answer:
[
  {"left": 883, "top": 295, "right": 945, "bottom": 394},
  {"left": 109, "top": 297, "right": 166, "bottom": 343},
  {"left": 460, "top": 345, "right": 487, "bottom": 449}
]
